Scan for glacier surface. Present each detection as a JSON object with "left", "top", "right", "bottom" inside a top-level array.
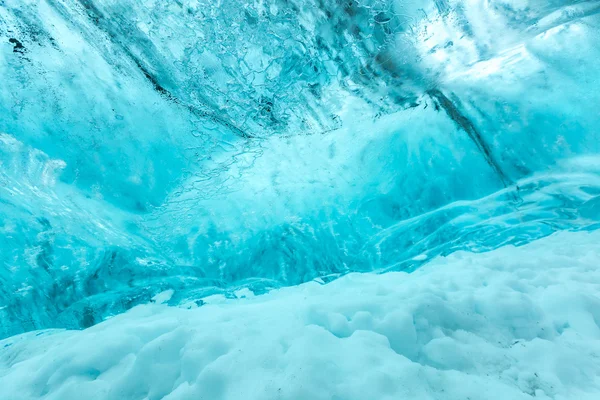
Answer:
[{"left": 1, "top": 0, "right": 600, "bottom": 397}]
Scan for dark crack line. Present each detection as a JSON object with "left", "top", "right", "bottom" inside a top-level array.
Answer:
[
  {"left": 125, "top": 53, "right": 256, "bottom": 139},
  {"left": 66, "top": 0, "right": 255, "bottom": 139},
  {"left": 427, "top": 89, "right": 512, "bottom": 188}
]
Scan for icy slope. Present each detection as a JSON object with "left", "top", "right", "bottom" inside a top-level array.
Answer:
[{"left": 2, "top": 230, "right": 600, "bottom": 400}]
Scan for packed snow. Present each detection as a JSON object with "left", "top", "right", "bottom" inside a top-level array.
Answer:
[{"left": 1, "top": 230, "right": 599, "bottom": 400}]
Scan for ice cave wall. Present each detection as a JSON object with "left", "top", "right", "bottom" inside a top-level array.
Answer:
[{"left": 1, "top": 0, "right": 600, "bottom": 337}]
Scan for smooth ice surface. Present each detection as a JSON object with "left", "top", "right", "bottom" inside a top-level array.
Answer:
[{"left": 2, "top": 230, "right": 600, "bottom": 400}]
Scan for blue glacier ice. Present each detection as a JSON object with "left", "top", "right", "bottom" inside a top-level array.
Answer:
[{"left": 1, "top": 0, "right": 600, "bottom": 379}]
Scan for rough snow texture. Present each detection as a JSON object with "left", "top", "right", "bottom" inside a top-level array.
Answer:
[{"left": 1, "top": 230, "right": 599, "bottom": 400}]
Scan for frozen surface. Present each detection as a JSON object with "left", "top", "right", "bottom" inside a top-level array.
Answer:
[
  {"left": 2, "top": 230, "right": 600, "bottom": 400},
  {"left": 1, "top": 0, "right": 600, "bottom": 375},
  {"left": 1, "top": 0, "right": 599, "bottom": 396}
]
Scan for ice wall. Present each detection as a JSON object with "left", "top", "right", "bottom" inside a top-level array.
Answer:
[{"left": 1, "top": 0, "right": 600, "bottom": 338}]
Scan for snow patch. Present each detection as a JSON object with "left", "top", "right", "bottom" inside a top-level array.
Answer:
[{"left": 1, "top": 230, "right": 600, "bottom": 399}]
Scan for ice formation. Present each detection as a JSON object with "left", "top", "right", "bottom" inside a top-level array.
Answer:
[{"left": 1, "top": 0, "right": 600, "bottom": 398}]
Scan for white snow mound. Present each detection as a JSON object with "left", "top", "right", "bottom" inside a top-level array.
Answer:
[{"left": 1, "top": 231, "right": 600, "bottom": 400}]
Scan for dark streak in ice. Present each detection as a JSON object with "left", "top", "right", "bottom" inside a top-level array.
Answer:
[
  {"left": 69, "top": 0, "right": 255, "bottom": 139},
  {"left": 126, "top": 52, "right": 256, "bottom": 139},
  {"left": 427, "top": 89, "right": 512, "bottom": 188}
]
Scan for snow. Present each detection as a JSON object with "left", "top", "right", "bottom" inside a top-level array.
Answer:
[{"left": 2, "top": 230, "right": 599, "bottom": 400}]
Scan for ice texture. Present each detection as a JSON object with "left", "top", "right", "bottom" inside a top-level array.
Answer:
[
  {"left": 2, "top": 230, "right": 600, "bottom": 399},
  {"left": 1, "top": 0, "right": 600, "bottom": 360},
  {"left": 2, "top": 1, "right": 600, "bottom": 397}
]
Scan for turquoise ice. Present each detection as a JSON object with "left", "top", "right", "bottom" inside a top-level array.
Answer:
[{"left": 1, "top": 1, "right": 600, "bottom": 398}]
